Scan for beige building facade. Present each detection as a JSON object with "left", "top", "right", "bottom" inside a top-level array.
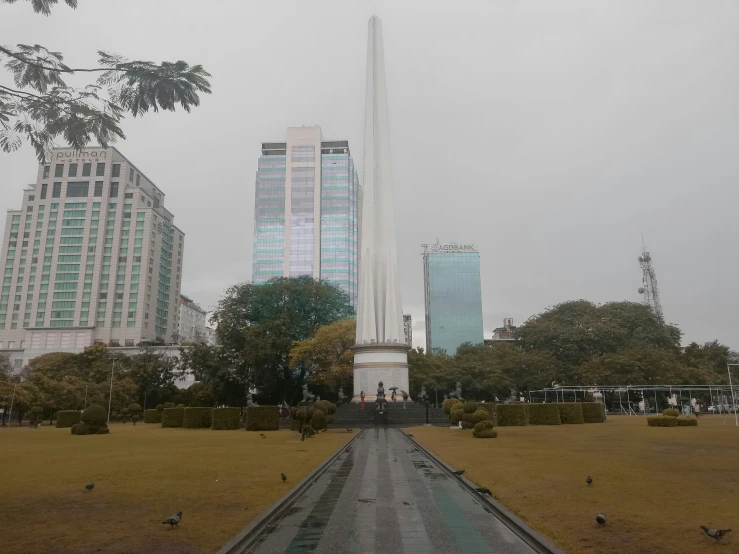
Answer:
[{"left": 0, "top": 147, "right": 184, "bottom": 370}]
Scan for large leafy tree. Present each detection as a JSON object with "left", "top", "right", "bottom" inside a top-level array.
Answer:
[
  {"left": 211, "top": 276, "right": 355, "bottom": 404},
  {"left": 0, "top": 0, "right": 211, "bottom": 161},
  {"left": 289, "top": 319, "right": 356, "bottom": 393}
]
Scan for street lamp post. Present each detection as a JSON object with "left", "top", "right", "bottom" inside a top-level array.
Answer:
[{"left": 107, "top": 361, "right": 115, "bottom": 423}]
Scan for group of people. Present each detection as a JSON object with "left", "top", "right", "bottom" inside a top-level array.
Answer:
[{"left": 358, "top": 389, "right": 409, "bottom": 409}]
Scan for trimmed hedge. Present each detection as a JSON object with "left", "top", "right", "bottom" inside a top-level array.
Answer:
[
  {"left": 528, "top": 404, "right": 562, "bottom": 425},
  {"left": 311, "top": 410, "right": 327, "bottom": 432},
  {"left": 557, "top": 403, "right": 585, "bottom": 425},
  {"left": 143, "top": 409, "right": 162, "bottom": 424},
  {"left": 183, "top": 407, "right": 213, "bottom": 429},
  {"left": 82, "top": 405, "right": 107, "bottom": 426},
  {"left": 474, "top": 428, "right": 498, "bottom": 438},
  {"left": 212, "top": 407, "right": 241, "bottom": 430},
  {"left": 442, "top": 398, "right": 462, "bottom": 415},
  {"left": 677, "top": 416, "right": 698, "bottom": 426},
  {"left": 56, "top": 410, "right": 81, "bottom": 428},
  {"left": 478, "top": 404, "right": 495, "bottom": 418},
  {"left": 461, "top": 413, "right": 475, "bottom": 429},
  {"left": 473, "top": 409, "right": 491, "bottom": 424},
  {"left": 162, "top": 402, "right": 175, "bottom": 409},
  {"left": 581, "top": 402, "right": 606, "bottom": 423},
  {"left": 450, "top": 407, "right": 464, "bottom": 425},
  {"left": 161, "top": 407, "right": 185, "bottom": 428},
  {"left": 647, "top": 415, "right": 678, "bottom": 427},
  {"left": 246, "top": 406, "right": 280, "bottom": 431},
  {"left": 496, "top": 404, "right": 528, "bottom": 426},
  {"left": 662, "top": 408, "right": 679, "bottom": 417},
  {"left": 462, "top": 402, "right": 479, "bottom": 414}
]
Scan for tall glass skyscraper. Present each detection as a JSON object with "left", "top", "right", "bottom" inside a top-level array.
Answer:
[
  {"left": 423, "top": 242, "right": 484, "bottom": 355},
  {"left": 252, "top": 127, "right": 361, "bottom": 308}
]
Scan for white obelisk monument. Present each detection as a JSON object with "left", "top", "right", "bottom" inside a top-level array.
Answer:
[{"left": 352, "top": 16, "right": 409, "bottom": 402}]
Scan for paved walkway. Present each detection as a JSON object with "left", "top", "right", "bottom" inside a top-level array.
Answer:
[{"left": 247, "top": 428, "right": 535, "bottom": 554}]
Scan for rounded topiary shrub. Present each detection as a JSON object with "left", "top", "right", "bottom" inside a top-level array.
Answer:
[
  {"left": 315, "top": 400, "right": 336, "bottom": 416},
  {"left": 161, "top": 407, "right": 185, "bottom": 428},
  {"left": 527, "top": 404, "right": 562, "bottom": 425},
  {"left": 246, "top": 406, "right": 279, "bottom": 431},
  {"left": 473, "top": 420, "right": 497, "bottom": 438},
  {"left": 472, "top": 409, "right": 491, "bottom": 424},
  {"left": 647, "top": 415, "right": 678, "bottom": 427},
  {"left": 96, "top": 427, "right": 110, "bottom": 434},
  {"left": 557, "top": 403, "right": 585, "bottom": 425},
  {"left": 211, "top": 407, "right": 241, "bottom": 430},
  {"left": 71, "top": 423, "right": 79, "bottom": 434},
  {"left": 450, "top": 407, "right": 465, "bottom": 425},
  {"left": 463, "top": 402, "right": 479, "bottom": 414},
  {"left": 662, "top": 408, "right": 679, "bottom": 418},
  {"left": 311, "top": 409, "right": 327, "bottom": 432},
  {"left": 156, "top": 404, "right": 164, "bottom": 412},
  {"left": 143, "top": 409, "right": 162, "bottom": 424},
  {"left": 442, "top": 398, "right": 462, "bottom": 415},
  {"left": 82, "top": 405, "right": 108, "bottom": 426},
  {"left": 677, "top": 416, "right": 698, "bottom": 426},
  {"left": 56, "top": 410, "right": 81, "bottom": 428},
  {"left": 581, "top": 402, "right": 606, "bottom": 423},
  {"left": 176, "top": 403, "right": 185, "bottom": 408},
  {"left": 461, "top": 413, "right": 475, "bottom": 429},
  {"left": 163, "top": 402, "right": 175, "bottom": 409},
  {"left": 495, "top": 404, "right": 528, "bottom": 426}
]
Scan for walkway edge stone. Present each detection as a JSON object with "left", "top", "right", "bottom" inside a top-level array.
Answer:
[
  {"left": 401, "top": 430, "right": 567, "bottom": 554},
  {"left": 216, "top": 430, "right": 364, "bottom": 554}
]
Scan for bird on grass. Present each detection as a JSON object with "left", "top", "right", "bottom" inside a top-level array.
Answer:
[
  {"left": 281, "top": 473, "right": 287, "bottom": 483},
  {"left": 452, "top": 470, "right": 465, "bottom": 476},
  {"left": 162, "top": 511, "right": 182, "bottom": 530},
  {"left": 407, "top": 434, "right": 414, "bottom": 437},
  {"left": 260, "top": 433, "right": 266, "bottom": 439},
  {"left": 474, "top": 487, "right": 491, "bottom": 496},
  {"left": 701, "top": 526, "right": 731, "bottom": 542},
  {"left": 596, "top": 514, "right": 606, "bottom": 525},
  {"left": 346, "top": 428, "right": 353, "bottom": 432},
  {"left": 85, "top": 482, "right": 94, "bottom": 491},
  {"left": 586, "top": 476, "right": 592, "bottom": 486}
]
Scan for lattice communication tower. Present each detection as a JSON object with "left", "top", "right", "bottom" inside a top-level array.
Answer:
[{"left": 637, "top": 239, "right": 664, "bottom": 323}]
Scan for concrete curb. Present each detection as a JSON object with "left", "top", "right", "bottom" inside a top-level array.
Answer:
[
  {"left": 216, "top": 429, "right": 364, "bottom": 554},
  {"left": 401, "top": 430, "right": 566, "bottom": 554}
]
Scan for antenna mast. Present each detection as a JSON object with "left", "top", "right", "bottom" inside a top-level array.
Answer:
[{"left": 637, "top": 236, "right": 664, "bottom": 323}]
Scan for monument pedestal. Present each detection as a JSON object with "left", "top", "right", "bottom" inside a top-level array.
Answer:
[{"left": 352, "top": 342, "right": 410, "bottom": 403}]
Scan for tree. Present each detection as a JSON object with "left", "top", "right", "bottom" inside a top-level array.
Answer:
[
  {"left": 0, "top": 0, "right": 211, "bottom": 162},
  {"left": 176, "top": 381, "right": 215, "bottom": 407},
  {"left": 0, "top": 353, "right": 12, "bottom": 381},
  {"left": 126, "top": 345, "right": 178, "bottom": 408},
  {"left": 210, "top": 277, "right": 354, "bottom": 403},
  {"left": 290, "top": 319, "right": 356, "bottom": 392},
  {"left": 179, "top": 343, "right": 245, "bottom": 407}
]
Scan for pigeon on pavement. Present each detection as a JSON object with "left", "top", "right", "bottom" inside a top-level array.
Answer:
[
  {"left": 586, "top": 476, "right": 592, "bottom": 486},
  {"left": 281, "top": 473, "right": 287, "bottom": 483},
  {"left": 474, "top": 487, "right": 492, "bottom": 496},
  {"left": 701, "top": 526, "right": 731, "bottom": 541},
  {"left": 85, "top": 482, "right": 94, "bottom": 491},
  {"left": 162, "top": 511, "right": 182, "bottom": 529},
  {"left": 346, "top": 428, "right": 353, "bottom": 432},
  {"left": 452, "top": 470, "right": 465, "bottom": 476},
  {"left": 596, "top": 514, "right": 606, "bottom": 525}
]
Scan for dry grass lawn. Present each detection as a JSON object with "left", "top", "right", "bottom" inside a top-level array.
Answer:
[
  {"left": 0, "top": 423, "right": 352, "bottom": 554},
  {"left": 409, "top": 416, "right": 739, "bottom": 554}
]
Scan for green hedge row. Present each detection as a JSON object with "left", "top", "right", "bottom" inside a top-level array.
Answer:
[
  {"left": 527, "top": 403, "right": 562, "bottom": 425},
  {"left": 161, "top": 407, "right": 184, "bottom": 428},
  {"left": 557, "top": 403, "right": 585, "bottom": 424},
  {"left": 662, "top": 408, "right": 679, "bottom": 417},
  {"left": 647, "top": 415, "right": 678, "bottom": 427},
  {"left": 143, "top": 409, "right": 162, "bottom": 424},
  {"left": 56, "top": 410, "right": 81, "bottom": 428},
  {"left": 246, "top": 406, "right": 279, "bottom": 431},
  {"left": 581, "top": 402, "right": 606, "bottom": 423},
  {"left": 183, "top": 407, "right": 213, "bottom": 429},
  {"left": 495, "top": 404, "right": 528, "bottom": 426},
  {"left": 677, "top": 416, "right": 698, "bottom": 426},
  {"left": 212, "top": 407, "right": 241, "bottom": 430}
]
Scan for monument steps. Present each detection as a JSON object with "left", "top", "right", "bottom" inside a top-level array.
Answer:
[{"left": 333, "top": 403, "right": 449, "bottom": 428}]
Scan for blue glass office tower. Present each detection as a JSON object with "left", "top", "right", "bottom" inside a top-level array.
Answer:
[
  {"left": 423, "top": 243, "right": 484, "bottom": 355},
  {"left": 252, "top": 127, "right": 360, "bottom": 309}
]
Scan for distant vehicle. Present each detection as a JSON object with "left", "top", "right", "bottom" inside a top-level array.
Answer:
[{"left": 708, "top": 406, "right": 717, "bottom": 413}]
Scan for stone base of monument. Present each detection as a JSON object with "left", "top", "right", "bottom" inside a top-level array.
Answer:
[
  {"left": 374, "top": 410, "right": 389, "bottom": 425},
  {"left": 351, "top": 342, "right": 410, "bottom": 403}
]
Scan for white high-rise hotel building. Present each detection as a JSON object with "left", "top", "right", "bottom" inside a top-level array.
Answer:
[{"left": 0, "top": 147, "right": 184, "bottom": 369}]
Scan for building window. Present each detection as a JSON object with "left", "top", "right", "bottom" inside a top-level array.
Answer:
[
  {"left": 136, "top": 174, "right": 140, "bottom": 186},
  {"left": 125, "top": 192, "right": 133, "bottom": 199},
  {"left": 292, "top": 146, "right": 315, "bottom": 162},
  {"left": 94, "top": 181, "right": 103, "bottom": 197},
  {"left": 82, "top": 163, "right": 91, "bottom": 177},
  {"left": 129, "top": 168, "right": 134, "bottom": 181},
  {"left": 96, "top": 162, "right": 106, "bottom": 176},
  {"left": 112, "top": 164, "right": 120, "bottom": 177},
  {"left": 40, "top": 183, "right": 48, "bottom": 199},
  {"left": 66, "top": 182, "right": 89, "bottom": 197},
  {"left": 110, "top": 182, "right": 119, "bottom": 198},
  {"left": 52, "top": 182, "right": 61, "bottom": 198},
  {"left": 68, "top": 163, "right": 77, "bottom": 177},
  {"left": 54, "top": 164, "right": 63, "bottom": 177},
  {"left": 43, "top": 166, "right": 50, "bottom": 179}
]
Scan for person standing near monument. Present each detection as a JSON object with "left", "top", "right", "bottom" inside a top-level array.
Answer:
[
  {"left": 402, "top": 391, "right": 408, "bottom": 409},
  {"left": 360, "top": 391, "right": 365, "bottom": 410},
  {"left": 392, "top": 389, "right": 397, "bottom": 408}
]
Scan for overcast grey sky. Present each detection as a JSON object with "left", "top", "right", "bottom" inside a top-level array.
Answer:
[{"left": 2, "top": 0, "right": 738, "bottom": 349}]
